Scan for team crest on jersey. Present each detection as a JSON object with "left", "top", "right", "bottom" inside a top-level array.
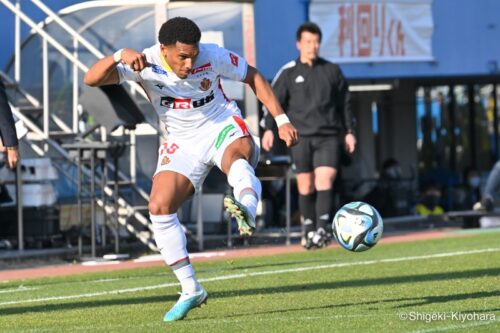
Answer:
[
  {"left": 161, "top": 156, "right": 171, "bottom": 165},
  {"left": 152, "top": 64, "right": 167, "bottom": 75},
  {"left": 200, "top": 78, "right": 211, "bottom": 91},
  {"left": 229, "top": 53, "right": 239, "bottom": 67}
]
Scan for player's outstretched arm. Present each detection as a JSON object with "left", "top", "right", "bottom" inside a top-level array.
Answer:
[
  {"left": 243, "top": 65, "right": 299, "bottom": 148},
  {"left": 84, "top": 54, "right": 121, "bottom": 87}
]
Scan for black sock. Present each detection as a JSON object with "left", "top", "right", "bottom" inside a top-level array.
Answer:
[
  {"left": 316, "top": 190, "right": 333, "bottom": 231},
  {"left": 299, "top": 193, "right": 316, "bottom": 235}
]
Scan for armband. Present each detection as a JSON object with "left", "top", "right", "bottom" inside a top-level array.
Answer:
[
  {"left": 113, "top": 49, "right": 124, "bottom": 63},
  {"left": 275, "top": 114, "right": 290, "bottom": 128}
]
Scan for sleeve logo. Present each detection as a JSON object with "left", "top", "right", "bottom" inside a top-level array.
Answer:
[
  {"left": 151, "top": 64, "right": 167, "bottom": 75},
  {"left": 229, "top": 53, "right": 239, "bottom": 67}
]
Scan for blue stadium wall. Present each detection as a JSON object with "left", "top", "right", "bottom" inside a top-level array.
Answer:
[{"left": 1, "top": 0, "right": 500, "bottom": 81}]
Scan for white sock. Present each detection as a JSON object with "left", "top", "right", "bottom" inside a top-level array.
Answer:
[
  {"left": 227, "top": 159, "right": 262, "bottom": 218},
  {"left": 150, "top": 213, "right": 200, "bottom": 294},
  {"left": 173, "top": 264, "right": 200, "bottom": 295}
]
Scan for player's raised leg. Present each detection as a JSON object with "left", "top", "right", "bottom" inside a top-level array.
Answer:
[
  {"left": 148, "top": 171, "right": 207, "bottom": 321},
  {"left": 221, "top": 136, "right": 261, "bottom": 236}
]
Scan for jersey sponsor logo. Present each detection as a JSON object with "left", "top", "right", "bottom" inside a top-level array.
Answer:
[
  {"left": 159, "top": 90, "right": 215, "bottom": 109},
  {"left": 215, "top": 124, "right": 235, "bottom": 149},
  {"left": 200, "top": 78, "right": 211, "bottom": 91},
  {"left": 152, "top": 64, "right": 168, "bottom": 75},
  {"left": 191, "top": 62, "right": 212, "bottom": 74},
  {"left": 229, "top": 53, "right": 239, "bottom": 67}
]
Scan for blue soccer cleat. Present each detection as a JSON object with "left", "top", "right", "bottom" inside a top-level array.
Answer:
[
  {"left": 163, "top": 287, "right": 208, "bottom": 322},
  {"left": 224, "top": 195, "right": 256, "bottom": 236}
]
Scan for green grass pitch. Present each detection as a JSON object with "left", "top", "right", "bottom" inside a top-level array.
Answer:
[{"left": 1, "top": 229, "right": 499, "bottom": 332}]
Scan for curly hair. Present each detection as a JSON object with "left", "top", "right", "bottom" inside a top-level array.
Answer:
[
  {"left": 158, "top": 17, "right": 201, "bottom": 46},
  {"left": 296, "top": 22, "right": 322, "bottom": 42}
]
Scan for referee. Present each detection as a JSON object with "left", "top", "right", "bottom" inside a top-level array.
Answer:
[{"left": 262, "top": 22, "right": 356, "bottom": 249}]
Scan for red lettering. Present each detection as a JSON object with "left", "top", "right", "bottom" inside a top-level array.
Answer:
[
  {"left": 357, "top": 4, "right": 372, "bottom": 56},
  {"left": 174, "top": 98, "right": 191, "bottom": 109},
  {"left": 336, "top": 3, "right": 405, "bottom": 59},
  {"left": 396, "top": 21, "right": 405, "bottom": 55},
  {"left": 160, "top": 142, "right": 179, "bottom": 155},
  {"left": 338, "top": 5, "right": 355, "bottom": 57},
  {"left": 166, "top": 143, "right": 179, "bottom": 154}
]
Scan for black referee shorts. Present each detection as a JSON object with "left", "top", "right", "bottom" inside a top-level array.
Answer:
[{"left": 290, "top": 135, "right": 341, "bottom": 173}]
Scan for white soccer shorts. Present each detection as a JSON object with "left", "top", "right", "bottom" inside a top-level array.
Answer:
[{"left": 153, "top": 115, "right": 260, "bottom": 191}]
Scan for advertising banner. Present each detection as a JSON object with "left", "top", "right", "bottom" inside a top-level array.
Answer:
[{"left": 310, "top": 0, "right": 434, "bottom": 63}]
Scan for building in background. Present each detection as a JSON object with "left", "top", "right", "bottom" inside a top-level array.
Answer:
[{"left": 1, "top": 0, "right": 500, "bottom": 211}]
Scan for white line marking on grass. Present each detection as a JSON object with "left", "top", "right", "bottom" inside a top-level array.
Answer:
[
  {"left": 409, "top": 320, "right": 498, "bottom": 333},
  {"left": 0, "top": 286, "right": 38, "bottom": 294},
  {"left": 0, "top": 282, "right": 181, "bottom": 306},
  {"left": 1, "top": 247, "right": 499, "bottom": 307}
]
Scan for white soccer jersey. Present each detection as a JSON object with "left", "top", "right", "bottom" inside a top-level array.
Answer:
[{"left": 116, "top": 43, "right": 248, "bottom": 139}]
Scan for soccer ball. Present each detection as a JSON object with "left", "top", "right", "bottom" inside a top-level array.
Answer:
[{"left": 332, "top": 201, "right": 383, "bottom": 252}]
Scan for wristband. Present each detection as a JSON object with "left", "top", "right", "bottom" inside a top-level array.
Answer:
[
  {"left": 275, "top": 114, "right": 290, "bottom": 128},
  {"left": 113, "top": 49, "right": 124, "bottom": 63}
]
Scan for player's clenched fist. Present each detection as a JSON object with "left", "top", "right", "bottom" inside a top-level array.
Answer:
[
  {"left": 278, "top": 123, "right": 299, "bottom": 147},
  {"left": 121, "top": 48, "right": 151, "bottom": 72}
]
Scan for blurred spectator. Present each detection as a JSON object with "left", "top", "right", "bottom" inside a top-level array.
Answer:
[
  {"left": 364, "top": 158, "right": 412, "bottom": 217},
  {"left": 454, "top": 167, "right": 481, "bottom": 228},
  {"left": 473, "top": 160, "right": 500, "bottom": 212},
  {"left": 416, "top": 182, "right": 444, "bottom": 216},
  {"left": 454, "top": 167, "right": 481, "bottom": 210}
]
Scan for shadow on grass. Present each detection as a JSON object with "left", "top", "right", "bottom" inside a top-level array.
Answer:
[
  {"left": 196, "top": 291, "right": 500, "bottom": 320},
  {"left": 198, "top": 258, "right": 333, "bottom": 272},
  {"left": 2, "top": 266, "right": 500, "bottom": 316},
  {"left": 394, "top": 290, "right": 500, "bottom": 308}
]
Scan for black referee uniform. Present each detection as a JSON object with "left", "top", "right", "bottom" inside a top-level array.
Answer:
[
  {"left": 264, "top": 57, "right": 355, "bottom": 173},
  {"left": 264, "top": 56, "right": 355, "bottom": 242}
]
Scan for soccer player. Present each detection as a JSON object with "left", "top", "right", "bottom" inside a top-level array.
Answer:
[
  {"left": 261, "top": 22, "right": 356, "bottom": 250},
  {"left": 84, "top": 17, "right": 298, "bottom": 321}
]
